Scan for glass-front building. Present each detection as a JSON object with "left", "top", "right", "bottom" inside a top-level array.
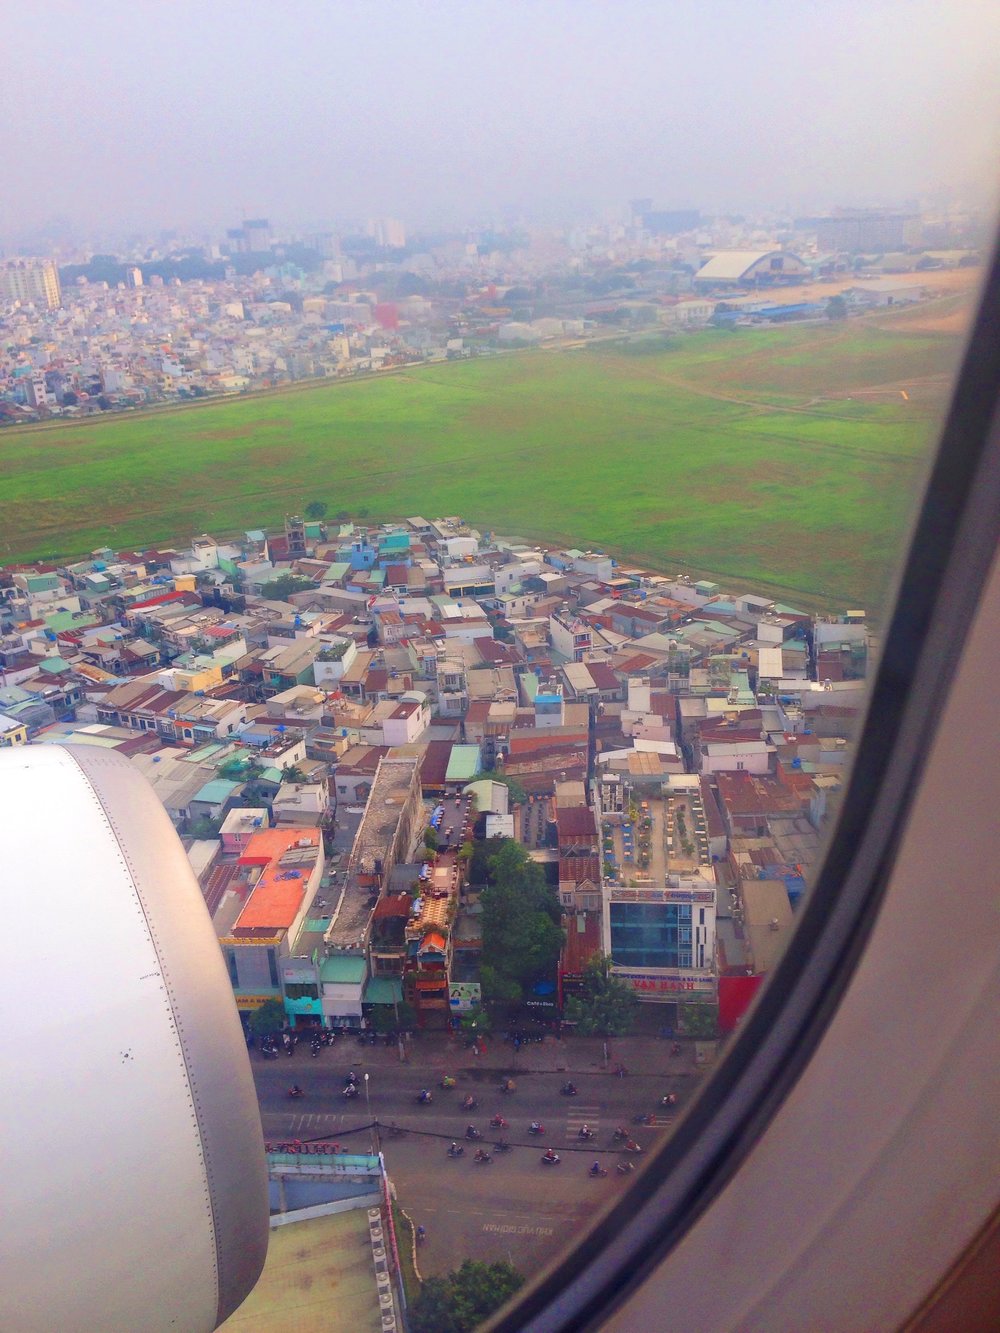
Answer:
[{"left": 610, "top": 900, "right": 695, "bottom": 970}]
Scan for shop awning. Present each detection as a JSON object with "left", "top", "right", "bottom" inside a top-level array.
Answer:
[{"left": 363, "top": 977, "right": 403, "bottom": 1005}]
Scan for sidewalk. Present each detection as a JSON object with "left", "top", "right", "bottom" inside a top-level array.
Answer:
[{"left": 332, "top": 1031, "right": 704, "bottom": 1081}]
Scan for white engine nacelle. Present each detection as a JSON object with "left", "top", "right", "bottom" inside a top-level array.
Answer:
[{"left": 0, "top": 746, "right": 268, "bottom": 1331}]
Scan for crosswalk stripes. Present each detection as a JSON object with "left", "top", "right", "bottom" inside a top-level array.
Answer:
[
  {"left": 288, "top": 1112, "right": 342, "bottom": 1132},
  {"left": 564, "top": 1105, "right": 601, "bottom": 1141}
]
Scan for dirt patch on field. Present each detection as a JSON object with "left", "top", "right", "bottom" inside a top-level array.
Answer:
[
  {"left": 868, "top": 306, "right": 973, "bottom": 336},
  {"left": 749, "top": 268, "right": 980, "bottom": 307}
]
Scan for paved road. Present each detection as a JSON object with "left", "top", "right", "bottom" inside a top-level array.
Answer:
[{"left": 254, "top": 1039, "right": 699, "bottom": 1279}]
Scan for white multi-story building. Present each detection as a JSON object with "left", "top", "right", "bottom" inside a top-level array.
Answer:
[
  {"left": 597, "top": 776, "right": 718, "bottom": 1014},
  {"left": 0, "top": 258, "right": 61, "bottom": 310}
]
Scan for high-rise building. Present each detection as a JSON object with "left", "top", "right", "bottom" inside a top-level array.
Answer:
[
  {"left": 125, "top": 266, "right": 143, "bottom": 288},
  {"left": 371, "top": 218, "right": 406, "bottom": 248},
  {"left": 0, "top": 258, "right": 62, "bottom": 310},
  {"left": 242, "top": 218, "right": 271, "bottom": 251}
]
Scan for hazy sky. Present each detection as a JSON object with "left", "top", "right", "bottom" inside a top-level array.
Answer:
[{"left": 3, "top": 0, "right": 1000, "bottom": 240}]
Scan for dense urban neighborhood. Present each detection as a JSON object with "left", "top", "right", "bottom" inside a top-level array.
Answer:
[
  {"left": 1, "top": 512, "right": 868, "bottom": 1039},
  {"left": 1, "top": 203, "right": 983, "bottom": 422}
]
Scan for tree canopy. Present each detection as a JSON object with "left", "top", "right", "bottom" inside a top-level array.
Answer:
[
  {"left": 564, "top": 952, "right": 638, "bottom": 1037},
  {"left": 260, "top": 573, "right": 316, "bottom": 600},
  {"left": 247, "top": 998, "right": 286, "bottom": 1038},
  {"left": 304, "top": 500, "right": 328, "bottom": 520},
  {"left": 679, "top": 1002, "right": 718, "bottom": 1039},
  {"left": 410, "top": 1260, "right": 523, "bottom": 1333},
  {"left": 473, "top": 770, "right": 527, "bottom": 805},
  {"left": 480, "top": 840, "right": 564, "bottom": 1001}
]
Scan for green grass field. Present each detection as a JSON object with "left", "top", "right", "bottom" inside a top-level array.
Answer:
[{"left": 0, "top": 316, "right": 963, "bottom": 610}]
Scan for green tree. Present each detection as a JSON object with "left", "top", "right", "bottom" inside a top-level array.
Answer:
[
  {"left": 281, "top": 764, "right": 308, "bottom": 784},
  {"left": 369, "top": 999, "right": 416, "bottom": 1035},
  {"left": 423, "top": 826, "right": 439, "bottom": 852},
  {"left": 459, "top": 1006, "right": 491, "bottom": 1038},
  {"left": 481, "top": 840, "right": 564, "bottom": 993},
  {"left": 469, "top": 835, "right": 509, "bottom": 888},
  {"left": 564, "top": 953, "right": 638, "bottom": 1037},
  {"left": 826, "top": 294, "right": 848, "bottom": 320},
  {"left": 187, "top": 815, "right": 222, "bottom": 839},
  {"left": 304, "top": 500, "right": 328, "bottom": 520},
  {"left": 260, "top": 573, "right": 316, "bottom": 600},
  {"left": 479, "top": 962, "right": 523, "bottom": 1006},
  {"left": 248, "top": 998, "right": 286, "bottom": 1038},
  {"left": 474, "top": 771, "right": 527, "bottom": 805},
  {"left": 679, "top": 1002, "right": 718, "bottom": 1039},
  {"left": 410, "top": 1260, "right": 523, "bottom": 1333}
]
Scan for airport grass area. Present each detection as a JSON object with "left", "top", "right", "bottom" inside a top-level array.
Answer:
[{"left": 0, "top": 315, "right": 963, "bottom": 610}]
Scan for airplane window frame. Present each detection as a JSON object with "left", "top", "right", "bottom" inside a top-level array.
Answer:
[{"left": 487, "top": 234, "right": 1000, "bottom": 1333}]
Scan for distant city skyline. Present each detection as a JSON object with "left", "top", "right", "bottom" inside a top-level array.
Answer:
[{"left": 3, "top": 0, "right": 1000, "bottom": 248}]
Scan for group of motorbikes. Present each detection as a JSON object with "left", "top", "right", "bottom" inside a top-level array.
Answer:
[{"left": 284, "top": 1063, "right": 675, "bottom": 1174}]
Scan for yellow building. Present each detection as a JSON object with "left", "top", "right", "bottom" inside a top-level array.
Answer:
[{"left": 0, "top": 714, "right": 29, "bottom": 746}]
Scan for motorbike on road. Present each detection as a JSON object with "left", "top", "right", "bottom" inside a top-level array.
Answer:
[
  {"left": 589, "top": 1163, "right": 609, "bottom": 1178},
  {"left": 474, "top": 1148, "right": 493, "bottom": 1164},
  {"left": 461, "top": 1095, "right": 479, "bottom": 1112},
  {"left": 489, "top": 1114, "right": 508, "bottom": 1129},
  {"left": 528, "top": 1122, "right": 545, "bottom": 1136},
  {"left": 541, "top": 1150, "right": 561, "bottom": 1166},
  {"left": 493, "top": 1140, "right": 513, "bottom": 1154},
  {"left": 416, "top": 1090, "right": 433, "bottom": 1105},
  {"left": 287, "top": 1085, "right": 304, "bottom": 1099},
  {"left": 440, "top": 1075, "right": 457, "bottom": 1090},
  {"left": 560, "top": 1082, "right": 579, "bottom": 1096},
  {"left": 465, "top": 1125, "right": 482, "bottom": 1141},
  {"left": 446, "top": 1143, "right": 464, "bottom": 1158}
]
